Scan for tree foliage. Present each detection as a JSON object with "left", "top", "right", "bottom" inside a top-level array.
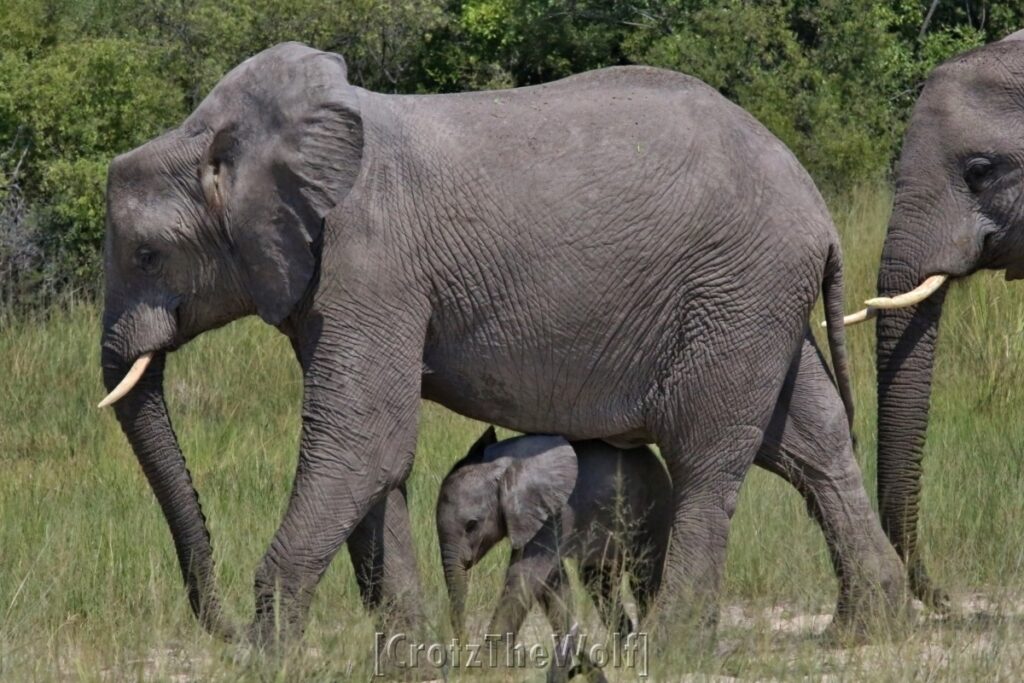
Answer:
[{"left": 0, "top": 0, "right": 1020, "bottom": 309}]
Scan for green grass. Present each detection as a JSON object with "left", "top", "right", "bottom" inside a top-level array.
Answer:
[{"left": 4, "top": 185, "right": 1024, "bottom": 680}]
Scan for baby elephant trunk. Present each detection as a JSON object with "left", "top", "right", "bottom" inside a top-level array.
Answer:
[{"left": 441, "top": 546, "right": 469, "bottom": 638}]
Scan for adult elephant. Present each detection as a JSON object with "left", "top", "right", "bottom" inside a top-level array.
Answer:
[
  {"left": 100, "top": 42, "right": 900, "bottom": 645},
  {"left": 842, "top": 31, "right": 1024, "bottom": 610}
]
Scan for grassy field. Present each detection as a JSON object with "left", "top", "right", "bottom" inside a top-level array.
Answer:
[{"left": 4, "top": 185, "right": 1024, "bottom": 680}]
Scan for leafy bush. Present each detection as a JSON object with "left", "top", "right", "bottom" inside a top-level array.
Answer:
[
  {"left": 0, "top": 162, "right": 44, "bottom": 310},
  {"left": 2, "top": 37, "right": 185, "bottom": 298}
]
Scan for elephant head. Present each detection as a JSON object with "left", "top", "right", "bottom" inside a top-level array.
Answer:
[
  {"left": 99, "top": 43, "right": 363, "bottom": 636},
  {"left": 843, "top": 32, "right": 1024, "bottom": 608},
  {"left": 436, "top": 429, "right": 578, "bottom": 637}
]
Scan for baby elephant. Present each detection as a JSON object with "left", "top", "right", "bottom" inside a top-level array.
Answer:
[{"left": 436, "top": 428, "right": 671, "bottom": 648}]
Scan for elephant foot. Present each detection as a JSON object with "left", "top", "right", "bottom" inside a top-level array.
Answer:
[
  {"left": 227, "top": 629, "right": 300, "bottom": 671},
  {"left": 244, "top": 622, "right": 302, "bottom": 654},
  {"left": 820, "top": 604, "right": 914, "bottom": 649},
  {"left": 909, "top": 558, "right": 952, "bottom": 613},
  {"left": 641, "top": 600, "right": 719, "bottom": 669},
  {"left": 372, "top": 647, "right": 448, "bottom": 682},
  {"left": 245, "top": 599, "right": 308, "bottom": 653},
  {"left": 196, "top": 603, "right": 239, "bottom": 643},
  {"left": 828, "top": 564, "right": 914, "bottom": 644},
  {"left": 545, "top": 625, "right": 612, "bottom": 683}
]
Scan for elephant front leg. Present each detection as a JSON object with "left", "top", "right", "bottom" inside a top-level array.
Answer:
[
  {"left": 538, "top": 567, "right": 578, "bottom": 683},
  {"left": 485, "top": 540, "right": 564, "bottom": 664},
  {"left": 347, "top": 485, "right": 426, "bottom": 634},
  {"left": 249, "top": 308, "right": 427, "bottom": 648}
]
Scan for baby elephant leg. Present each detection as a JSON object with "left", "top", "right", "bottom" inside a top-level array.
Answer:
[
  {"left": 755, "top": 334, "right": 907, "bottom": 634},
  {"left": 542, "top": 561, "right": 613, "bottom": 683},
  {"left": 488, "top": 525, "right": 580, "bottom": 680},
  {"left": 488, "top": 529, "right": 565, "bottom": 641},
  {"left": 538, "top": 566, "right": 581, "bottom": 683}
]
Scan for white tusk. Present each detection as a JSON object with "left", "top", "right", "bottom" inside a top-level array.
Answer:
[
  {"left": 98, "top": 352, "right": 154, "bottom": 408},
  {"left": 820, "top": 307, "right": 877, "bottom": 328},
  {"left": 863, "top": 274, "right": 948, "bottom": 310}
]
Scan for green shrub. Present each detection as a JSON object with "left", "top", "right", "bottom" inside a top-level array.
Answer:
[
  {"left": 0, "top": 0, "right": 1022, "bottom": 311},
  {"left": 4, "top": 37, "right": 184, "bottom": 297}
]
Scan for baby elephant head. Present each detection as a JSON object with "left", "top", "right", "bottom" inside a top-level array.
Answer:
[{"left": 436, "top": 428, "right": 578, "bottom": 636}]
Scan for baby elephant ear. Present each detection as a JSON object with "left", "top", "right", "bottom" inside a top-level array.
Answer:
[
  {"left": 447, "top": 426, "right": 498, "bottom": 475},
  {"left": 468, "top": 426, "right": 498, "bottom": 458},
  {"left": 197, "top": 44, "right": 363, "bottom": 326},
  {"left": 498, "top": 436, "right": 578, "bottom": 549}
]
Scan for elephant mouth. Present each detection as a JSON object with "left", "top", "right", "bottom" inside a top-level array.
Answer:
[{"left": 99, "top": 305, "right": 184, "bottom": 408}]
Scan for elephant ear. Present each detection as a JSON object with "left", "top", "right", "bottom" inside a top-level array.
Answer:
[
  {"left": 197, "top": 43, "right": 363, "bottom": 325},
  {"left": 461, "top": 427, "right": 498, "bottom": 466},
  {"left": 496, "top": 436, "right": 578, "bottom": 549},
  {"left": 444, "top": 426, "right": 499, "bottom": 478}
]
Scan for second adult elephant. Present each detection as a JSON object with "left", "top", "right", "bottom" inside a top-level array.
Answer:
[
  {"left": 99, "top": 42, "right": 903, "bottom": 645},
  {"left": 842, "top": 30, "right": 1024, "bottom": 610}
]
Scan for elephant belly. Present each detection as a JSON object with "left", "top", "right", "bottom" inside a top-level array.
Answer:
[{"left": 420, "top": 347, "right": 652, "bottom": 443}]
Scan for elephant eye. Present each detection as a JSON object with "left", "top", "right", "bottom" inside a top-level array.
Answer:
[
  {"left": 135, "top": 246, "right": 161, "bottom": 274},
  {"left": 964, "top": 158, "right": 996, "bottom": 194},
  {"left": 464, "top": 519, "right": 479, "bottom": 534}
]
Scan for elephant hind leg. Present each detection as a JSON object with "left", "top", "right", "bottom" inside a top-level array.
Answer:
[
  {"left": 754, "top": 335, "right": 907, "bottom": 634},
  {"left": 755, "top": 442, "right": 907, "bottom": 633}
]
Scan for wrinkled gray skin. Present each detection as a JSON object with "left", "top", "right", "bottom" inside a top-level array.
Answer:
[
  {"left": 874, "top": 30, "right": 1024, "bottom": 611},
  {"left": 101, "top": 41, "right": 898, "bottom": 644},
  {"left": 437, "top": 431, "right": 671, "bottom": 646}
]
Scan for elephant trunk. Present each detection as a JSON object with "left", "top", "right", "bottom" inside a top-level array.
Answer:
[
  {"left": 874, "top": 222, "right": 949, "bottom": 609},
  {"left": 102, "top": 346, "right": 234, "bottom": 639},
  {"left": 441, "top": 546, "right": 469, "bottom": 638}
]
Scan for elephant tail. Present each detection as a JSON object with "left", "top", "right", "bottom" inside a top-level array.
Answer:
[{"left": 823, "top": 243, "right": 855, "bottom": 431}]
